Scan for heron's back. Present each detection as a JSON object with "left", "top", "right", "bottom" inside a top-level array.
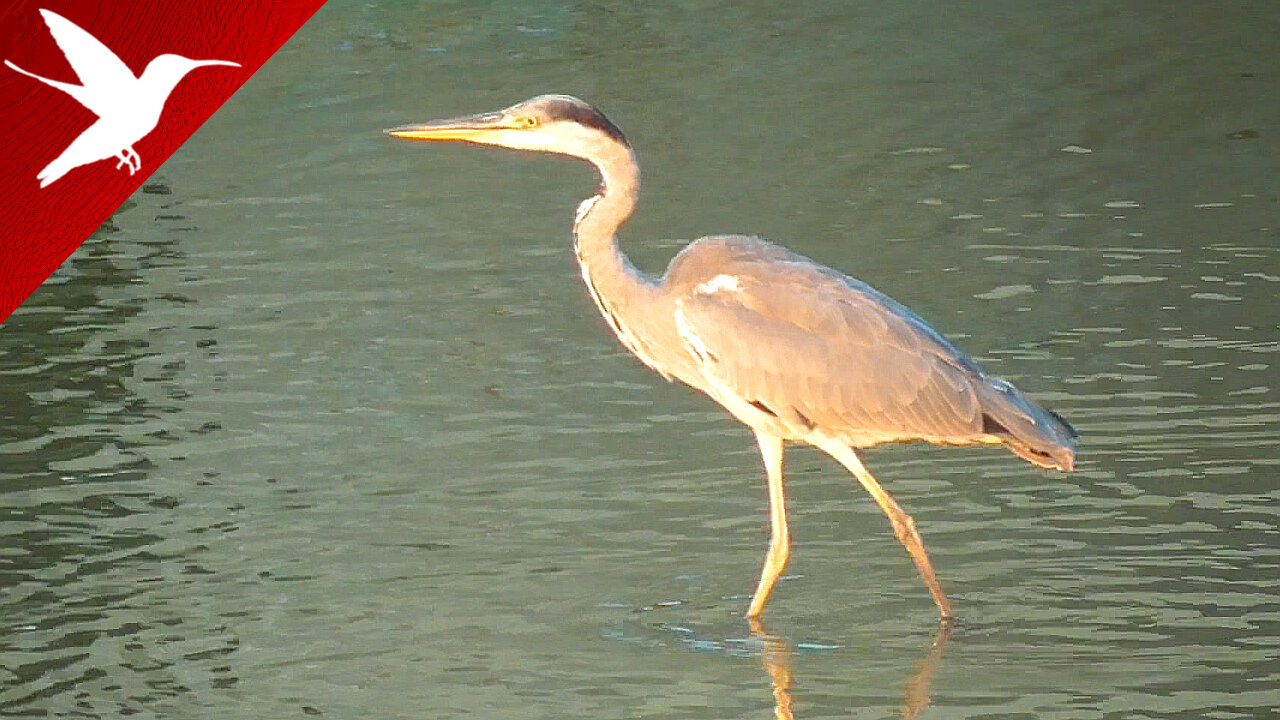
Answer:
[{"left": 659, "top": 235, "right": 1077, "bottom": 471}]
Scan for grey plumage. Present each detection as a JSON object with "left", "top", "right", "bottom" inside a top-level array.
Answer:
[
  {"left": 389, "top": 94, "right": 1077, "bottom": 623},
  {"left": 662, "top": 235, "right": 1076, "bottom": 469}
]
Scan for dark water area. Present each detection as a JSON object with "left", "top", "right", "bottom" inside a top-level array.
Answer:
[{"left": 3, "top": 2, "right": 1278, "bottom": 717}]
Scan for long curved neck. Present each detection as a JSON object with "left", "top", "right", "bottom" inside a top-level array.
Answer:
[
  {"left": 572, "top": 140, "right": 643, "bottom": 281},
  {"left": 572, "top": 140, "right": 667, "bottom": 374}
]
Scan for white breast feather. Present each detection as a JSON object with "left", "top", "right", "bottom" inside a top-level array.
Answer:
[{"left": 674, "top": 301, "right": 713, "bottom": 365}]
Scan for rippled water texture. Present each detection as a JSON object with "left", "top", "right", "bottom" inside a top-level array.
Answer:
[{"left": 3, "top": 2, "right": 1278, "bottom": 718}]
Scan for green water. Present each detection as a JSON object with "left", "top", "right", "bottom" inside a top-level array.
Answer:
[{"left": 3, "top": 2, "right": 1278, "bottom": 717}]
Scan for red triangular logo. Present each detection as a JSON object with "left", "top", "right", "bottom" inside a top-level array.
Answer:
[{"left": 0, "top": 1, "right": 328, "bottom": 321}]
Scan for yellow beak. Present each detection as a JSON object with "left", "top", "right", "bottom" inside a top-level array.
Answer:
[{"left": 386, "top": 111, "right": 509, "bottom": 142}]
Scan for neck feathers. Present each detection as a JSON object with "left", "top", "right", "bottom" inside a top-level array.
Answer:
[
  {"left": 571, "top": 141, "right": 667, "bottom": 375},
  {"left": 571, "top": 140, "right": 639, "bottom": 252}
]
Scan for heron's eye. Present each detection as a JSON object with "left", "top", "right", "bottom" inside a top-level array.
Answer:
[{"left": 517, "top": 116, "right": 538, "bottom": 129}]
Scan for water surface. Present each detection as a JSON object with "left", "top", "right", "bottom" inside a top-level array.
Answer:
[{"left": 3, "top": 2, "right": 1278, "bottom": 717}]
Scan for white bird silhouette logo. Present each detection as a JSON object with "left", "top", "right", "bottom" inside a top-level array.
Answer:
[{"left": 4, "top": 9, "right": 239, "bottom": 188}]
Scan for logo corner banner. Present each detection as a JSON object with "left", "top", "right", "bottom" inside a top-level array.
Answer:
[{"left": 0, "top": 0, "right": 330, "bottom": 323}]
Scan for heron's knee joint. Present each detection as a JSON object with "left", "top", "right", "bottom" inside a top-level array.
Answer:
[{"left": 891, "top": 514, "right": 919, "bottom": 544}]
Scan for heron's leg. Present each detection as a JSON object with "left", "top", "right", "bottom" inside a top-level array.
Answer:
[
  {"left": 746, "top": 430, "right": 788, "bottom": 619},
  {"left": 818, "top": 440, "right": 953, "bottom": 620}
]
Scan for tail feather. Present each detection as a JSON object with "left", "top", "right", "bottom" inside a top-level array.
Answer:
[{"left": 976, "top": 378, "right": 1077, "bottom": 471}]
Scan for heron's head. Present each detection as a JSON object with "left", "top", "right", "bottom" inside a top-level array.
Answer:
[{"left": 386, "top": 95, "right": 629, "bottom": 160}]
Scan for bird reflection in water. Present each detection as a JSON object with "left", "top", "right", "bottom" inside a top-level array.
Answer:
[{"left": 747, "top": 618, "right": 951, "bottom": 720}]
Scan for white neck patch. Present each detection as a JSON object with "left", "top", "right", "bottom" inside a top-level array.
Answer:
[{"left": 573, "top": 194, "right": 601, "bottom": 230}]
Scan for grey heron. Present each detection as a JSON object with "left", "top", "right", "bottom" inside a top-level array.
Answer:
[{"left": 388, "top": 95, "right": 1077, "bottom": 622}]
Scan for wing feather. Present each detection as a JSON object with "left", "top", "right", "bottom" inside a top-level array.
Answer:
[{"left": 671, "top": 247, "right": 986, "bottom": 445}]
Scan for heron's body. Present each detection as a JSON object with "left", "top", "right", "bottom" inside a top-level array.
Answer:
[
  {"left": 389, "top": 95, "right": 1077, "bottom": 622},
  {"left": 636, "top": 234, "right": 1073, "bottom": 466}
]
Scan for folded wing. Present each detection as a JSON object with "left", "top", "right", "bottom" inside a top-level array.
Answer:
[{"left": 667, "top": 237, "right": 1019, "bottom": 449}]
